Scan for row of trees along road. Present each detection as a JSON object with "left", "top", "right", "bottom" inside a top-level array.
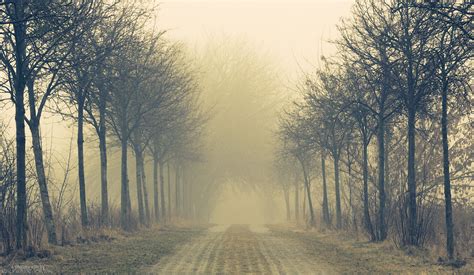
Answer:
[
  {"left": 0, "top": 0, "right": 205, "bottom": 253},
  {"left": 276, "top": 0, "right": 472, "bottom": 262}
]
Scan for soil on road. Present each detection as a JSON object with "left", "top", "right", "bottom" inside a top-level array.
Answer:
[{"left": 148, "top": 224, "right": 333, "bottom": 274}]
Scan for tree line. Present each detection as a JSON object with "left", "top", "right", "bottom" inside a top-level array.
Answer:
[
  {"left": 0, "top": 0, "right": 205, "bottom": 253},
  {"left": 276, "top": 0, "right": 472, "bottom": 262}
]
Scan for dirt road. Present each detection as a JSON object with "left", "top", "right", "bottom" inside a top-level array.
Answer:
[
  {"left": 4, "top": 224, "right": 469, "bottom": 273},
  {"left": 148, "top": 224, "right": 334, "bottom": 274}
]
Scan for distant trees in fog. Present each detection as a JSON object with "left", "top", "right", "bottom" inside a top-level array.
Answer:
[{"left": 277, "top": 0, "right": 472, "bottom": 261}]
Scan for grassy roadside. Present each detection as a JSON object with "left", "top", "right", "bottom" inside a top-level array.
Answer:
[
  {"left": 1, "top": 225, "right": 204, "bottom": 273},
  {"left": 269, "top": 224, "right": 473, "bottom": 274}
]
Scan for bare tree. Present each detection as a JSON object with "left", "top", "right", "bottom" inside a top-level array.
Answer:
[
  {"left": 105, "top": 32, "right": 157, "bottom": 229},
  {"left": 337, "top": 0, "right": 402, "bottom": 239},
  {"left": 278, "top": 109, "right": 316, "bottom": 227},
  {"left": 274, "top": 153, "right": 300, "bottom": 221},
  {"left": 78, "top": 3, "right": 145, "bottom": 226},
  {"left": 145, "top": 43, "right": 200, "bottom": 223},
  {"left": 429, "top": 5, "right": 472, "bottom": 260},
  {"left": 389, "top": 1, "right": 438, "bottom": 246},
  {"left": 0, "top": 0, "right": 28, "bottom": 250},
  {"left": 1, "top": 0, "right": 97, "bottom": 245},
  {"left": 57, "top": 0, "right": 118, "bottom": 227},
  {"left": 305, "top": 64, "right": 350, "bottom": 229}
]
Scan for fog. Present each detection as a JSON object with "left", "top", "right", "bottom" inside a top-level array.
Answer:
[
  {"left": 152, "top": 0, "right": 353, "bottom": 223},
  {"left": 0, "top": 0, "right": 353, "bottom": 224},
  {"left": 1, "top": 0, "right": 472, "bottom": 272},
  {"left": 158, "top": 0, "right": 352, "bottom": 76}
]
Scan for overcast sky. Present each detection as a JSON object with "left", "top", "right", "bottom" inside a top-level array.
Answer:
[{"left": 155, "top": 0, "right": 354, "bottom": 76}]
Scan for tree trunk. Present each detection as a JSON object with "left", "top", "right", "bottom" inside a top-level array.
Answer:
[
  {"left": 153, "top": 157, "right": 160, "bottom": 221},
  {"left": 441, "top": 84, "right": 454, "bottom": 260},
  {"left": 167, "top": 162, "right": 171, "bottom": 220},
  {"left": 321, "top": 153, "right": 330, "bottom": 225},
  {"left": 299, "top": 157, "right": 315, "bottom": 227},
  {"left": 347, "top": 148, "right": 356, "bottom": 231},
  {"left": 191, "top": 182, "right": 195, "bottom": 221},
  {"left": 98, "top": 90, "right": 109, "bottom": 225},
  {"left": 294, "top": 182, "right": 299, "bottom": 222},
  {"left": 134, "top": 146, "right": 145, "bottom": 225},
  {"left": 141, "top": 157, "right": 150, "bottom": 224},
  {"left": 407, "top": 107, "right": 417, "bottom": 245},
  {"left": 362, "top": 134, "right": 375, "bottom": 240},
  {"left": 27, "top": 78, "right": 57, "bottom": 244},
  {"left": 284, "top": 188, "right": 291, "bottom": 221},
  {"left": 376, "top": 114, "right": 386, "bottom": 241},
  {"left": 77, "top": 100, "right": 88, "bottom": 227},
  {"left": 175, "top": 165, "right": 179, "bottom": 218},
  {"left": 305, "top": 182, "right": 316, "bottom": 227},
  {"left": 15, "top": 90, "right": 27, "bottom": 250},
  {"left": 333, "top": 154, "right": 342, "bottom": 229},
  {"left": 159, "top": 161, "right": 166, "bottom": 222},
  {"left": 384, "top": 127, "right": 391, "bottom": 216},
  {"left": 13, "top": 0, "right": 27, "bottom": 250},
  {"left": 30, "top": 121, "right": 57, "bottom": 244},
  {"left": 120, "top": 136, "right": 131, "bottom": 230},
  {"left": 182, "top": 169, "right": 187, "bottom": 219},
  {"left": 302, "top": 185, "right": 306, "bottom": 221}
]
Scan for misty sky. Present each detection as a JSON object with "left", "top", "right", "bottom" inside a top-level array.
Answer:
[{"left": 157, "top": 0, "right": 353, "bottom": 77}]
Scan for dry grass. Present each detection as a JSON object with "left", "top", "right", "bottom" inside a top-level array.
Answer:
[
  {"left": 0, "top": 225, "right": 204, "bottom": 273},
  {"left": 269, "top": 224, "right": 474, "bottom": 274}
]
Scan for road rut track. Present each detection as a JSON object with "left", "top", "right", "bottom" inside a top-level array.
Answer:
[{"left": 148, "top": 224, "right": 333, "bottom": 274}]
